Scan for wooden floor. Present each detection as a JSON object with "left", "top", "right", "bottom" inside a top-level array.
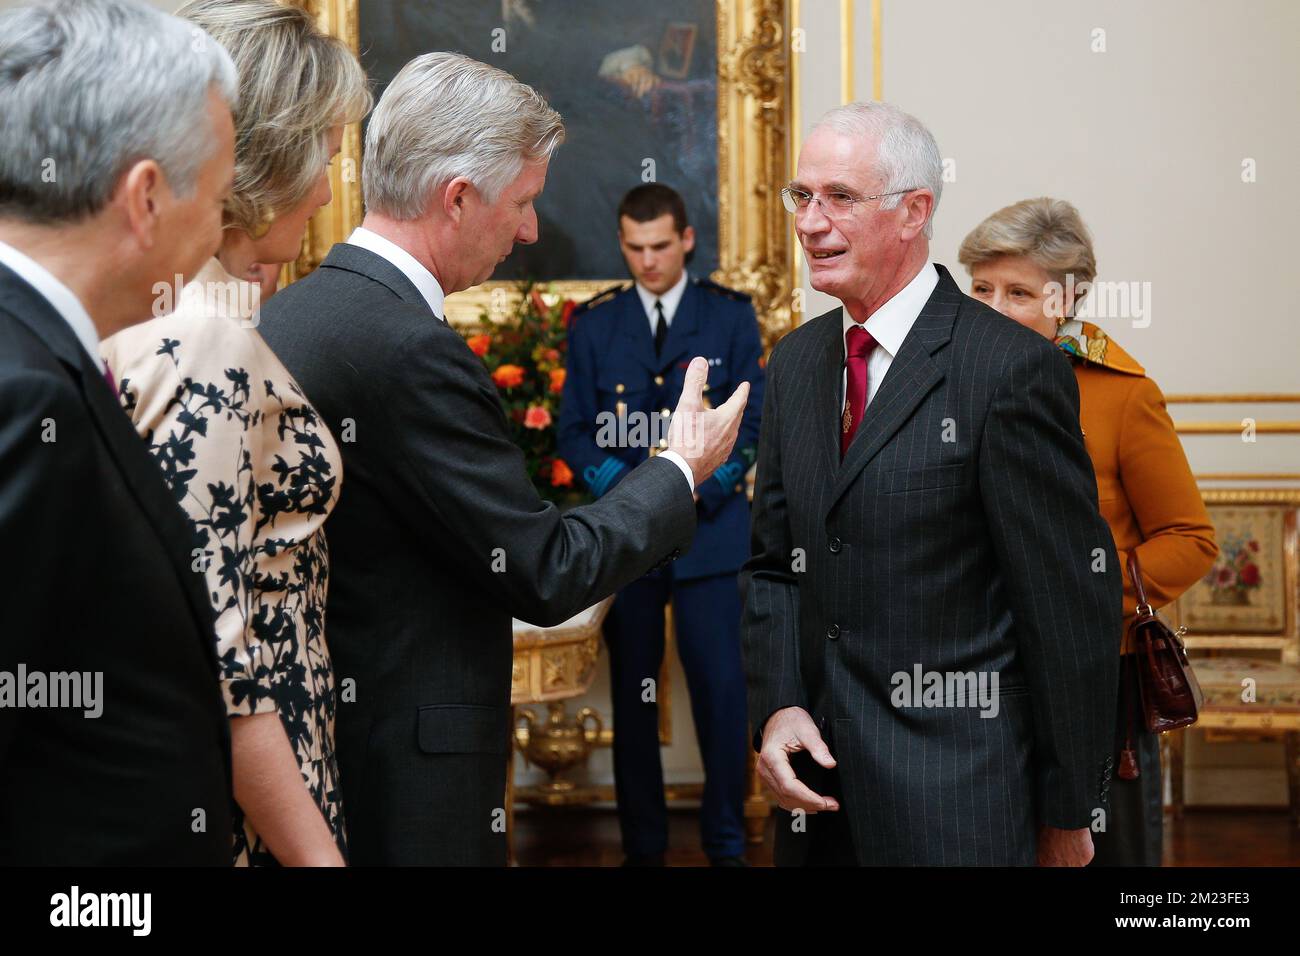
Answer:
[{"left": 512, "top": 805, "right": 1300, "bottom": 866}]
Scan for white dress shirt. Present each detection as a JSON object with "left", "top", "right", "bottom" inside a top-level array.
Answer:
[
  {"left": 343, "top": 230, "right": 694, "bottom": 494},
  {"left": 841, "top": 262, "right": 939, "bottom": 407},
  {"left": 347, "top": 226, "right": 446, "bottom": 320},
  {"left": 0, "top": 239, "right": 101, "bottom": 362},
  {"left": 635, "top": 270, "right": 689, "bottom": 336}
]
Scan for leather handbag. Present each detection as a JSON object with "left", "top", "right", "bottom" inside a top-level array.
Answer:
[
  {"left": 1118, "top": 551, "right": 1204, "bottom": 779},
  {"left": 1129, "top": 550, "right": 1204, "bottom": 732}
]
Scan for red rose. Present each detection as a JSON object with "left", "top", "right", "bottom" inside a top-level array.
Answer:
[
  {"left": 1241, "top": 563, "right": 1261, "bottom": 587},
  {"left": 551, "top": 458, "right": 574, "bottom": 487},
  {"left": 523, "top": 405, "right": 552, "bottom": 430},
  {"left": 492, "top": 364, "right": 526, "bottom": 389},
  {"left": 467, "top": 334, "right": 491, "bottom": 357}
]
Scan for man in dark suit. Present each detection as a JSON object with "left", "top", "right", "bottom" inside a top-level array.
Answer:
[
  {"left": 0, "top": 0, "right": 239, "bottom": 864},
  {"left": 743, "top": 102, "right": 1121, "bottom": 866},
  {"left": 558, "top": 184, "right": 763, "bottom": 865},
  {"left": 258, "top": 53, "right": 748, "bottom": 866}
]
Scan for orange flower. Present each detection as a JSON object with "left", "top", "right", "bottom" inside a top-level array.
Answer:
[
  {"left": 523, "top": 405, "right": 552, "bottom": 430},
  {"left": 551, "top": 458, "right": 574, "bottom": 487},
  {"left": 549, "top": 368, "right": 566, "bottom": 393},
  {"left": 544, "top": 348, "right": 560, "bottom": 363},
  {"left": 492, "top": 364, "right": 526, "bottom": 388},
  {"left": 467, "top": 334, "right": 491, "bottom": 357}
]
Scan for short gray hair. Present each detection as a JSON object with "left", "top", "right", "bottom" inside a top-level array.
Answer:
[
  {"left": 179, "top": 0, "right": 371, "bottom": 234},
  {"left": 363, "top": 52, "right": 564, "bottom": 220},
  {"left": 0, "top": 0, "right": 238, "bottom": 225},
  {"left": 813, "top": 101, "right": 943, "bottom": 238},
  {"left": 958, "top": 197, "right": 1097, "bottom": 288}
]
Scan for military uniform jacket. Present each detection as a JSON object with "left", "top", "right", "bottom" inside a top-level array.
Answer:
[{"left": 559, "top": 277, "right": 765, "bottom": 580}]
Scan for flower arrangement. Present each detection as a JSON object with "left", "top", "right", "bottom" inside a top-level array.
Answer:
[
  {"left": 1202, "top": 533, "right": 1263, "bottom": 605},
  {"left": 461, "top": 283, "right": 588, "bottom": 505}
]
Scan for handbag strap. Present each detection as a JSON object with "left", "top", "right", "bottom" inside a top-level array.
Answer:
[{"left": 1127, "top": 550, "right": 1154, "bottom": 618}]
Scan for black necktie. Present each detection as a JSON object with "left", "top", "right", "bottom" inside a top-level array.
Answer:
[{"left": 653, "top": 300, "right": 667, "bottom": 357}]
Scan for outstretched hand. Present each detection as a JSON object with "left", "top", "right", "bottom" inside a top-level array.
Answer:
[{"left": 666, "top": 356, "right": 750, "bottom": 487}]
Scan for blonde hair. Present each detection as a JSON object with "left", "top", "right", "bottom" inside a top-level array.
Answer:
[
  {"left": 958, "top": 197, "right": 1097, "bottom": 288},
  {"left": 178, "top": 0, "right": 371, "bottom": 234}
]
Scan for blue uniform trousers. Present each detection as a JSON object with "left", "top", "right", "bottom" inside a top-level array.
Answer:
[{"left": 604, "top": 568, "right": 748, "bottom": 860}]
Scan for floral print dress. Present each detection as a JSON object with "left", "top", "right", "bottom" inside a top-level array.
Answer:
[{"left": 101, "top": 258, "right": 345, "bottom": 866}]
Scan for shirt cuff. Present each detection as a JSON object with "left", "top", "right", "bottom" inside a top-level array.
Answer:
[{"left": 657, "top": 450, "right": 695, "bottom": 495}]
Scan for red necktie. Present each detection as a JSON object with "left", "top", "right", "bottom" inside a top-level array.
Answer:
[{"left": 841, "top": 324, "right": 877, "bottom": 458}]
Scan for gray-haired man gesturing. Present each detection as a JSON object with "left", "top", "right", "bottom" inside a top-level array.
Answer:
[{"left": 259, "top": 52, "right": 748, "bottom": 866}]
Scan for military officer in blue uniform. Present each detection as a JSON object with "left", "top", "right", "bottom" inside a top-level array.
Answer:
[{"left": 558, "top": 184, "right": 764, "bottom": 866}]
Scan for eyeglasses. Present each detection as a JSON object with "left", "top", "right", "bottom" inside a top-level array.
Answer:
[{"left": 780, "top": 185, "right": 918, "bottom": 217}]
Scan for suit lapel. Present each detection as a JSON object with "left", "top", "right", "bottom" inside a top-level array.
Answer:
[
  {"left": 618, "top": 291, "right": 660, "bottom": 375},
  {"left": 826, "top": 271, "right": 961, "bottom": 512},
  {"left": 813, "top": 313, "right": 846, "bottom": 485},
  {"left": 655, "top": 282, "right": 701, "bottom": 373},
  {"left": 0, "top": 265, "right": 218, "bottom": 659},
  {"left": 785, "top": 310, "right": 844, "bottom": 492}
]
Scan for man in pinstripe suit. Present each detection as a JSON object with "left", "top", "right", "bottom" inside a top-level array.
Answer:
[{"left": 742, "top": 102, "right": 1121, "bottom": 866}]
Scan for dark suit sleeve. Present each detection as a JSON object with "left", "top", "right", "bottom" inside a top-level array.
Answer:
[
  {"left": 978, "top": 341, "right": 1121, "bottom": 830},
  {"left": 556, "top": 316, "right": 628, "bottom": 498},
  {"left": 0, "top": 371, "right": 90, "bottom": 766},
  {"left": 739, "top": 343, "right": 807, "bottom": 750},
  {"left": 383, "top": 320, "right": 696, "bottom": 627},
  {"left": 696, "top": 303, "right": 764, "bottom": 519}
]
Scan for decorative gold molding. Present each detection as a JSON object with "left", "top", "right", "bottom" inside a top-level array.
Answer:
[
  {"left": 789, "top": 0, "right": 802, "bottom": 325},
  {"left": 1197, "top": 474, "right": 1300, "bottom": 482},
  {"left": 872, "top": 0, "right": 883, "bottom": 100},
  {"left": 1167, "top": 394, "right": 1300, "bottom": 403},
  {"left": 715, "top": 0, "right": 796, "bottom": 347},
  {"left": 286, "top": 0, "right": 361, "bottom": 285},
  {"left": 1166, "top": 392, "right": 1300, "bottom": 434},
  {"left": 289, "top": 1, "right": 795, "bottom": 347},
  {"left": 1177, "top": 422, "right": 1300, "bottom": 435},
  {"left": 840, "top": 0, "right": 853, "bottom": 103}
]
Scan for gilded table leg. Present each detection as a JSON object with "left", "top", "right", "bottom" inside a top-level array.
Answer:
[
  {"left": 743, "top": 744, "right": 769, "bottom": 844},
  {"left": 1284, "top": 731, "right": 1300, "bottom": 828}
]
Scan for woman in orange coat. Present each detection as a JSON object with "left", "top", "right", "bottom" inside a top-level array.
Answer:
[{"left": 959, "top": 198, "right": 1218, "bottom": 866}]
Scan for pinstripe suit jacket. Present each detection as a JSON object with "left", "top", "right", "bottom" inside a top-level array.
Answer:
[{"left": 742, "top": 265, "right": 1121, "bottom": 865}]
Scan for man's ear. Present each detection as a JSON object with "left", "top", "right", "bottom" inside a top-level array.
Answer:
[
  {"left": 899, "top": 189, "right": 934, "bottom": 242},
  {"left": 441, "top": 177, "right": 473, "bottom": 224},
  {"left": 681, "top": 224, "right": 696, "bottom": 254},
  {"left": 117, "top": 159, "right": 164, "bottom": 249}
]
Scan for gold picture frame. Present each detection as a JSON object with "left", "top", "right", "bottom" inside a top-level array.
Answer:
[
  {"left": 286, "top": 0, "right": 796, "bottom": 348},
  {"left": 1176, "top": 489, "right": 1300, "bottom": 661}
]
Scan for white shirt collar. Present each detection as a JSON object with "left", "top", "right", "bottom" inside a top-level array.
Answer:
[
  {"left": 346, "top": 226, "right": 446, "bottom": 319},
  {"left": 842, "top": 261, "right": 939, "bottom": 357},
  {"left": 0, "top": 238, "right": 101, "bottom": 362},
  {"left": 635, "top": 270, "right": 689, "bottom": 327}
]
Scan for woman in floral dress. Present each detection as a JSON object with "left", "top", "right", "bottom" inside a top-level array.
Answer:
[{"left": 101, "top": 0, "right": 370, "bottom": 865}]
